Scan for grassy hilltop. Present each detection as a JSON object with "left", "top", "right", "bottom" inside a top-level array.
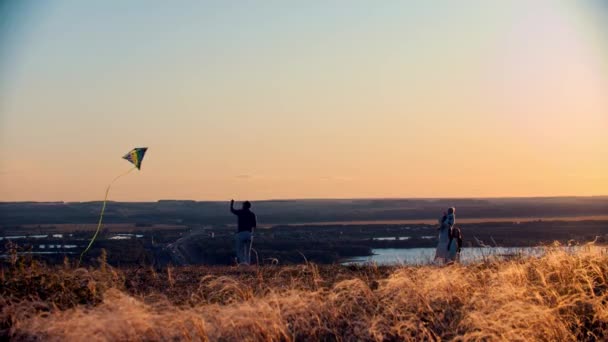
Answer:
[{"left": 2, "top": 247, "right": 608, "bottom": 341}]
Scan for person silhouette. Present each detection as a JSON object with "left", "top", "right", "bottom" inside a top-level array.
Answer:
[
  {"left": 447, "top": 225, "right": 463, "bottom": 263},
  {"left": 435, "top": 207, "right": 456, "bottom": 264},
  {"left": 230, "top": 199, "right": 257, "bottom": 265}
]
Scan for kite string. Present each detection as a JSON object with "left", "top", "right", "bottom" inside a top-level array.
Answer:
[{"left": 78, "top": 166, "right": 136, "bottom": 265}]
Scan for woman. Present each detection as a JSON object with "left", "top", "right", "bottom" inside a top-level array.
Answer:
[{"left": 435, "top": 207, "right": 455, "bottom": 263}]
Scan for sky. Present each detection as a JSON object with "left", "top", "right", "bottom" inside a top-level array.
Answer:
[{"left": 0, "top": 0, "right": 607, "bottom": 201}]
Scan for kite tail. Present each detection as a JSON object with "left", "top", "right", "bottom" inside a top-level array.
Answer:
[{"left": 78, "top": 167, "right": 136, "bottom": 266}]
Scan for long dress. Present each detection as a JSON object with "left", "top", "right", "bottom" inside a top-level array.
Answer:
[{"left": 435, "top": 213, "right": 455, "bottom": 261}]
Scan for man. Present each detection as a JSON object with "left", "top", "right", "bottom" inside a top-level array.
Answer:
[{"left": 230, "top": 199, "right": 257, "bottom": 265}]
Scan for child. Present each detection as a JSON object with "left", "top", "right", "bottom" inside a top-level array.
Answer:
[{"left": 447, "top": 226, "right": 463, "bottom": 263}]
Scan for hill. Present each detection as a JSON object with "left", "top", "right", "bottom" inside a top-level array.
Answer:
[
  {"left": 2, "top": 247, "right": 607, "bottom": 341},
  {"left": 2, "top": 196, "right": 607, "bottom": 225}
]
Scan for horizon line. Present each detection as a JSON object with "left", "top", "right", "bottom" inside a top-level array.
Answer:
[{"left": 1, "top": 194, "right": 607, "bottom": 204}]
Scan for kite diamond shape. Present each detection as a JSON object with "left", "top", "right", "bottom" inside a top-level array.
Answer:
[{"left": 123, "top": 147, "right": 148, "bottom": 170}]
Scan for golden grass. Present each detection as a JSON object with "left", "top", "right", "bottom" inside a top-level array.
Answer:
[{"left": 2, "top": 247, "right": 607, "bottom": 341}]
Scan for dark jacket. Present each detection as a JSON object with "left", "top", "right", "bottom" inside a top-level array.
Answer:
[{"left": 231, "top": 208, "right": 257, "bottom": 233}]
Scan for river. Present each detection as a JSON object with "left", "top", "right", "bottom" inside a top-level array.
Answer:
[{"left": 342, "top": 246, "right": 577, "bottom": 265}]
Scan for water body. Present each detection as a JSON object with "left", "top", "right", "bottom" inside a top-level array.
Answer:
[
  {"left": 0, "top": 236, "right": 26, "bottom": 240},
  {"left": 0, "top": 234, "right": 64, "bottom": 240},
  {"left": 39, "top": 245, "right": 78, "bottom": 249},
  {"left": 1, "top": 233, "right": 142, "bottom": 241},
  {"left": 1, "top": 251, "right": 77, "bottom": 257},
  {"left": 343, "top": 247, "right": 556, "bottom": 265},
  {"left": 109, "top": 233, "right": 144, "bottom": 240}
]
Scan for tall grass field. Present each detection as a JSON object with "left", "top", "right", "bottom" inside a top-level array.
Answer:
[{"left": 2, "top": 246, "right": 607, "bottom": 341}]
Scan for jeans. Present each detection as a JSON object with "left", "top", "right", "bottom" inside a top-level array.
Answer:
[{"left": 235, "top": 231, "right": 253, "bottom": 265}]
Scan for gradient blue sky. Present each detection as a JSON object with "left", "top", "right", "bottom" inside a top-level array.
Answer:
[{"left": 1, "top": 0, "right": 607, "bottom": 201}]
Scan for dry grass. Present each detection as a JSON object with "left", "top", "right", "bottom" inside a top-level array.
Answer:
[{"left": 2, "top": 247, "right": 607, "bottom": 341}]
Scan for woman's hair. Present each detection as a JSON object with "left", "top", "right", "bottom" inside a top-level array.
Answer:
[{"left": 447, "top": 207, "right": 455, "bottom": 214}]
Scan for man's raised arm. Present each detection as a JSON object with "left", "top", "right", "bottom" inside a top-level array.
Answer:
[{"left": 230, "top": 199, "right": 238, "bottom": 215}]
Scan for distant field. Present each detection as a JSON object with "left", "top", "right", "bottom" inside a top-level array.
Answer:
[
  {"left": 274, "top": 214, "right": 608, "bottom": 227},
  {"left": 9, "top": 215, "right": 608, "bottom": 231},
  {"left": 17, "top": 223, "right": 189, "bottom": 232},
  {"left": 3, "top": 197, "right": 607, "bottom": 227}
]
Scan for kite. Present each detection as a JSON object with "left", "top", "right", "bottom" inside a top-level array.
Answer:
[
  {"left": 78, "top": 147, "right": 148, "bottom": 265},
  {"left": 123, "top": 147, "right": 148, "bottom": 170}
]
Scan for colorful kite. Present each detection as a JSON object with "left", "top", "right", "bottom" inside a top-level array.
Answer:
[
  {"left": 79, "top": 147, "right": 148, "bottom": 265},
  {"left": 123, "top": 147, "right": 148, "bottom": 170}
]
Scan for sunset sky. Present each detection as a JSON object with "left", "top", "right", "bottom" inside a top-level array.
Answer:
[{"left": 1, "top": 0, "right": 607, "bottom": 201}]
